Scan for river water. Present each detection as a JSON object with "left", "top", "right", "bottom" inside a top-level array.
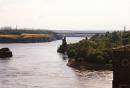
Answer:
[{"left": 0, "top": 37, "right": 112, "bottom": 88}]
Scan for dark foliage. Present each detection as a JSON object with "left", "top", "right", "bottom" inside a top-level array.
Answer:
[
  {"left": 57, "top": 37, "right": 67, "bottom": 53},
  {"left": 58, "top": 31, "right": 130, "bottom": 65}
]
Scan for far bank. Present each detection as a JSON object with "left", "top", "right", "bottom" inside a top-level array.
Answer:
[{"left": 0, "top": 29, "right": 62, "bottom": 43}]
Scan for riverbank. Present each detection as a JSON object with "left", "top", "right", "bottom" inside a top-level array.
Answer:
[
  {"left": 58, "top": 31, "right": 130, "bottom": 71},
  {"left": 67, "top": 59, "right": 112, "bottom": 71},
  {"left": 0, "top": 33, "right": 61, "bottom": 43},
  {"left": 0, "top": 29, "right": 62, "bottom": 43}
]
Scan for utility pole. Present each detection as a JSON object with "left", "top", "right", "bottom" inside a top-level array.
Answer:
[
  {"left": 124, "top": 26, "right": 126, "bottom": 32},
  {"left": 16, "top": 26, "right": 17, "bottom": 30}
]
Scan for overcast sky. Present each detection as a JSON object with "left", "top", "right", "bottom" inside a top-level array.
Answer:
[{"left": 0, "top": 0, "right": 130, "bottom": 30}]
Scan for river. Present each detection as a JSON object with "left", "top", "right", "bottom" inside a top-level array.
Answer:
[{"left": 0, "top": 37, "right": 112, "bottom": 88}]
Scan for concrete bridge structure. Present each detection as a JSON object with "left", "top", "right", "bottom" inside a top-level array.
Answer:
[{"left": 112, "top": 45, "right": 130, "bottom": 88}]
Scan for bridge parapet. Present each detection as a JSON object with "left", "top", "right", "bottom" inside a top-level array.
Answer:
[{"left": 112, "top": 45, "right": 130, "bottom": 88}]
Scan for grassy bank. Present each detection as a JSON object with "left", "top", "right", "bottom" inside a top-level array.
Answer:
[
  {"left": 0, "top": 33, "right": 52, "bottom": 43},
  {"left": 0, "top": 33, "right": 49, "bottom": 39},
  {"left": 0, "top": 29, "right": 62, "bottom": 43}
]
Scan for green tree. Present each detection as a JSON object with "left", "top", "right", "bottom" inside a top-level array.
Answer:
[{"left": 57, "top": 37, "right": 68, "bottom": 53}]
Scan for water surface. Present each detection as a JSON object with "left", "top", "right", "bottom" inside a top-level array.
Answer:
[{"left": 0, "top": 37, "right": 112, "bottom": 88}]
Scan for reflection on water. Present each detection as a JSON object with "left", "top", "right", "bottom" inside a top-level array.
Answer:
[{"left": 0, "top": 37, "right": 112, "bottom": 88}]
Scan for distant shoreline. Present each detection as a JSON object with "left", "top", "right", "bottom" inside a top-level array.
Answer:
[
  {"left": 0, "top": 29, "right": 62, "bottom": 43},
  {"left": 0, "top": 33, "right": 61, "bottom": 43}
]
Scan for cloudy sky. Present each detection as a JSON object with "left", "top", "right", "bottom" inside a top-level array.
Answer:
[{"left": 0, "top": 0, "right": 130, "bottom": 30}]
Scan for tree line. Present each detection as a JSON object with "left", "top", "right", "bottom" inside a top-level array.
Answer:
[{"left": 58, "top": 30, "right": 130, "bottom": 65}]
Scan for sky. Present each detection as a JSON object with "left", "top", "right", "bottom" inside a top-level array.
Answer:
[{"left": 0, "top": 0, "right": 130, "bottom": 31}]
